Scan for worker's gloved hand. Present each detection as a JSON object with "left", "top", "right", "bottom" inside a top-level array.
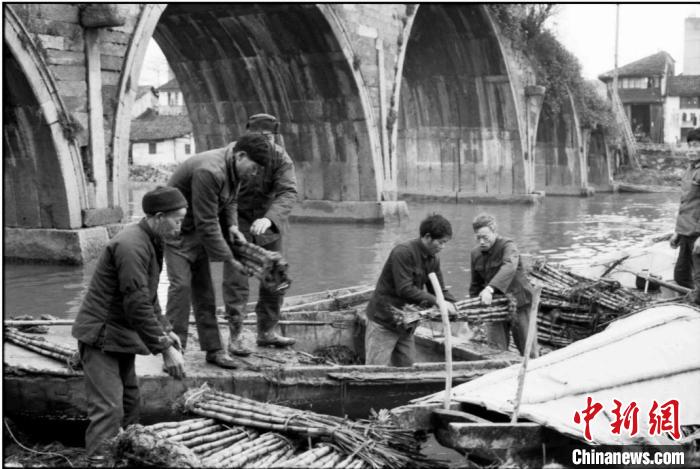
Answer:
[
  {"left": 693, "top": 237, "right": 700, "bottom": 255},
  {"left": 162, "top": 345, "right": 186, "bottom": 379},
  {"left": 168, "top": 332, "right": 182, "bottom": 352},
  {"left": 479, "top": 287, "right": 493, "bottom": 306},
  {"left": 250, "top": 217, "right": 272, "bottom": 236},
  {"left": 670, "top": 232, "right": 680, "bottom": 249},
  {"left": 228, "top": 224, "right": 246, "bottom": 243}
]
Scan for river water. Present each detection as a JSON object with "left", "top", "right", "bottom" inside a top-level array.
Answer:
[{"left": 3, "top": 191, "right": 681, "bottom": 319}]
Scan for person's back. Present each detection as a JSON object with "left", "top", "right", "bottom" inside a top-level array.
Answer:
[{"left": 73, "top": 221, "right": 168, "bottom": 355}]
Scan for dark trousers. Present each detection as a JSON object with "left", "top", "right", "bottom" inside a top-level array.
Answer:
[
  {"left": 485, "top": 304, "right": 539, "bottom": 358},
  {"left": 79, "top": 342, "right": 139, "bottom": 458},
  {"left": 224, "top": 234, "right": 284, "bottom": 334},
  {"left": 165, "top": 233, "right": 234, "bottom": 351},
  {"left": 673, "top": 234, "right": 700, "bottom": 303}
]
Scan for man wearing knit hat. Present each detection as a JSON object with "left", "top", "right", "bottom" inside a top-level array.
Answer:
[
  {"left": 72, "top": 186, "right": 188, "bottom": 465},
  {"left": 671, "top": 127, "right": 700, "bottom": 303},
  {"left": 224, "top": 113, "right": 298, "bottom": 355},
  {"left": 165, "top": 133, "right": 274, "bottom": 368}
]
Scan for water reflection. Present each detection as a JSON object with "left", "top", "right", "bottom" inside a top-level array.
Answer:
[{"left": 3, "top": 192, "right": 680, "bottom": 319}]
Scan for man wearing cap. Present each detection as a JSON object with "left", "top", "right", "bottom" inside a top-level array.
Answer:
[
  {"left": 671, "top": 128, "right": 700, "bottom": 303},
  {"left": 165, "top": 133, "right": 271, "bottom": 368},
  {"left": 72, "top": 186, "right": 188, "bottom": 465},
  {"left": 224, "top": 113, "right": 298, "bottom": 355}
]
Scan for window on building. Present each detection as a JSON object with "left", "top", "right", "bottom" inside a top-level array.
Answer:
[
  {"left": 148, "top": 142, "right": 157, "bottom": 154},
  {"left": 680, "top": 96, "right": 700, "bottom": 109},
  {"left": 185, "top": 144, "right": 191, "bottom": 154},
  {"left": 683, "top": 112, "right": 688, "bottom": 122},
  {"left": 168, "top": 92, "right": 178, "bottom": 106}
]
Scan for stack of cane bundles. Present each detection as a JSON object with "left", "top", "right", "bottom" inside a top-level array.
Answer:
[
  {"left": 114, "top": 384, "right": 444, "bottom": 468},
  {"left": 390, "top": 296, "right": 516, "bottom": 330},
  {"left": 229, "top": 238, "right": 291, "bottom": 293},
  {"left": 528, "top": 260, "right": 653, "bottom": 348},
  {"left": 4, "top": 328, "right": 81, "bottom": 371}
]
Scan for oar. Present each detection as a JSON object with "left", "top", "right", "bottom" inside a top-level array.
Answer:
[
  {"left": 511, "top": 285, "right": 542, "bottom": 424},
  {"left": 428, "top": 272, "right": 452, "bottom": 410}
]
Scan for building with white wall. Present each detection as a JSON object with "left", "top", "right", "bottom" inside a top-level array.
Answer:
[{"left": 130, "top": 110, "right": 195, "bottom": 165}]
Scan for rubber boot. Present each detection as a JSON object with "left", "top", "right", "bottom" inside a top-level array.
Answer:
[{"left": 227, "top": 323, "right": 252, "bottom": 357}]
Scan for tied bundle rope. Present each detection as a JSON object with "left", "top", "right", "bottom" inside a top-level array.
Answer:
[
  {"left": 228, "top": 238, "right": 291, "bottom": 293},
  {"left": 173, "top": 383, "right": 445, "bottom": 469}
]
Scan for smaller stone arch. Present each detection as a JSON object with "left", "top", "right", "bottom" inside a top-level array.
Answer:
[
  {"left": 4, "top": 6, "right": 87, "bottom": 228},
  {"left": 533, "top": 88, "right": 586, "bottom": 195}
]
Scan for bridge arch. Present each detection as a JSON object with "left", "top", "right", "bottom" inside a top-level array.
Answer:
[
  {"left": 4, "top": 7, "right": 87, "bottom": 228},
  {"left": 394, "top": 4, "right": 525, "bottom": 198},
  {"left": 112, "top": 3, "right": 380, "bottom": 212}
]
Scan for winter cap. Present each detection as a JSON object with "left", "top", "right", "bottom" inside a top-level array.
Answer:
[
  {"left": 246, "top": 113, "right": 279, "bottom": 133},
  {"left": 142, "top": 186, "right": 187, "bottom": 215}
]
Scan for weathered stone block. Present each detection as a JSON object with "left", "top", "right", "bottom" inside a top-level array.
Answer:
[
  {"left": 45, "top": 49, "right": 83, "bottom": 66},
  {"left": 82, "top": 207, "right": 124, "bottom": 227},
  {"left": 36, "top": 34, "right": 64, "bottom": 50},
  {"left": 52, "top": 65, "right": 87, "bottom": 81},
  {"left": 80, "top": 4, "right": 127, "bottom": 28},
  {"left": 4, "top": 227, "right": 109, "bottom": 264}
]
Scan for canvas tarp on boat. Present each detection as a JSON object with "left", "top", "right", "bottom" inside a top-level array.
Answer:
[{"left": 413, "top": 304, "right": 700, "bottom": 445}]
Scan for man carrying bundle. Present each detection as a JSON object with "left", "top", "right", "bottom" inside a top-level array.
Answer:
[
  {"left": 165, "top": 134, "right": 272, "bottom": 368},
  {"left": 469, "top": 213, "right": 538, "bottom": 357},
  {"left": 670, "top": 127, "right": 700, "bottom": 303},
  {"left": 365, "top": 214, "right": 457, "bottom": 366},
  {"left": 72, "top": 187, "right": 188, "bottom": 465},
  {"left": 223, "top": 113, "right": 298, "bottom": 356}
]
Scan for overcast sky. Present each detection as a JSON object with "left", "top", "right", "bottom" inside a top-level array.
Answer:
[{"left": 549, "top": 3, "right": 700, "bottom": 79}]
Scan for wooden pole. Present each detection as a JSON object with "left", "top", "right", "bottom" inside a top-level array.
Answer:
[
  {"left": 3, "top": 319, "right": 354, "bottom": 327},
  {"left": 428, "top": 272, "right": 452, "bottom": 410},
  {"left": 511, "top": 285, "right": 542, "bottom": 424}
]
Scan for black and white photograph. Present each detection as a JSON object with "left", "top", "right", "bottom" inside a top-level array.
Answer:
[{"left": 3, "top": 2, "right": 700, "bottom": 467}]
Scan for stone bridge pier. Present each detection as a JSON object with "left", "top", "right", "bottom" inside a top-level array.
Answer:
[{"left": 4, "top": 4, "right": 593, "bottom": 263}]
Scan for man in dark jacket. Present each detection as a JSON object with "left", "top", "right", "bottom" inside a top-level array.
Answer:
[
  {"left": 365, "top": 214, "right": 457, "bottom": 367},
  {"left": 670, "top": 128, "right": 700, "bottom": 303},
  {"left": 469, "top": 213, "right": 538, "bottom": 357},
  {"left": 224, "top": 114, "right": 298, "bottom": 356},
  {"left": 165, "top": 134, "right": 272, "bottom": 368},
  {"left": 72, "top": 186, "right": 187, "bottom": 464}
]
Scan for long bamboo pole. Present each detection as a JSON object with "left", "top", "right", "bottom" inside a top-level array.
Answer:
[
  {"left": 428, "top": 272, "right": 452, "bottom": 410},
  {"left": 511, "top": 285, "right": 542, "bottom": 424}
]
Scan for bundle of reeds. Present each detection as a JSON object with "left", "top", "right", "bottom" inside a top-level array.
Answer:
[
  {"left": 229, "top": 238, "right": 291, "bottom": 293},
  {"left": 390, "top": 295, "right": 516, "bottom": 329},
  {"left": 177, "top": 384, "right": 443, "bottom": 469},
  {"left": 4, "top": 327, "right": 81, "bottom": 370}
]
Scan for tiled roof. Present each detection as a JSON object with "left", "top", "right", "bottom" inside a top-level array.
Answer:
[
  {"left": 130, "top": 110, "right": 192, "bottom": 141},
  {"left": 599, "top": 51, "right": 674, "bottom": 80},
  {"left": 157, "top": 78, "right": 180, "bottom": 92},
  {"left": 667, "top": 75, "right": 700, "bottom": 96},
  {"left": 135, "top": 85, "right": 154, "bottom": 99}
]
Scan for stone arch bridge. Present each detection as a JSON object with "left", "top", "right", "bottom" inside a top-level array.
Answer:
[{"left": 4, "top": 4, "right": 610, "bottom": 263}]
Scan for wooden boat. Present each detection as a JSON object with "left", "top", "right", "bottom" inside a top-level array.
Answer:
[
  {"left": 391, "top": 303, "right": 700, "bottom": 466},
  {"left": 3, "top": 285, "right": 518, "bottom": 434}
]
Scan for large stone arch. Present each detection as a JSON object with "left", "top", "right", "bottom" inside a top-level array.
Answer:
[
  {"left": 111, "top": 3, "right": 380, "bottom": 212},
  {"left": 394, "top": 4, "right": 525, "bottom": 198},
  {"left": 3, "top": 7, "right": 87, "bottom": 229},
  {"left": 533, "top": 89, "right": 587, "bottom": 195}
]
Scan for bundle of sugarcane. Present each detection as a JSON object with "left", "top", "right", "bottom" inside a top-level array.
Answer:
[
  {"left": 229, "top": 238, "right": 291, "bottom": 293},
  {"left": 4, "top": 327, "right": 81, "bottom": 371},
  {"left": 177, "top": 384, "right": 443, "bottom": 469},
  {"left": 536, "top": 314, "right": 592, "bottom": 348},
  {"left": 390, "top": 295, "right": 516, "bottom": 328},
  {"left": 272, "top": 443, "right": 365, "bottom": 469}
]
